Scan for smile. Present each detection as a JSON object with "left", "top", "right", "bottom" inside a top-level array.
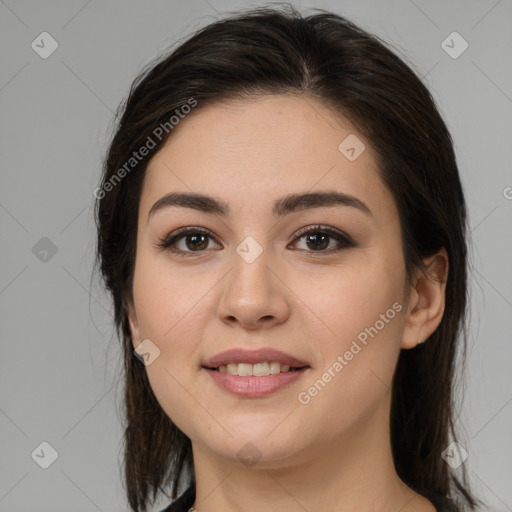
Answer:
[{"left": 211, "top": 361, "right": 306, "bottom": 376}]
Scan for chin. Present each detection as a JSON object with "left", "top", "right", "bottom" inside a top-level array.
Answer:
[{"left": 195, "top": 426, "right": 307, "bottom": 468}]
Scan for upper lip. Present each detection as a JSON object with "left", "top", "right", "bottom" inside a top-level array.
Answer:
[{"left": 203, "top": 348, "right": 310, "bottom": 368}]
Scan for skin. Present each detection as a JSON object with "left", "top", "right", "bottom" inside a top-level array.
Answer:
[{"left": 127, "top": 94, "right": 448, "bottom": 512}]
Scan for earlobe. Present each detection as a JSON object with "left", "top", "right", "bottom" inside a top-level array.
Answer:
[{"left": 401, "top": 248, "right": 449, "bottom": 350}]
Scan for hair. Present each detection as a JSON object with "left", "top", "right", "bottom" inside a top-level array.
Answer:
[{"left": 94, "top": 4, "right": 480, "bottom": 511}]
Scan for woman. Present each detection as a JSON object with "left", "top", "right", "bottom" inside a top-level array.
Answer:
[{"left": 95, "top": 5, "right": 481, "bottom": 512}]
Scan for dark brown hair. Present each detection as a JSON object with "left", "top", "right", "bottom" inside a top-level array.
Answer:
[{"left": 95, "top": 5, "right": 480, "bottom": 511}]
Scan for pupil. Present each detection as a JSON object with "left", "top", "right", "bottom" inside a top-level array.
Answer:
[
  {"left": 186, "top": 234, "right": 208, "bottom": 250},
  {"left": 307, "top": 233, "right": 328, "bottom": 251}
]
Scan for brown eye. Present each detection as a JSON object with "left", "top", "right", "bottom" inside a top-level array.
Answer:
[
  {"left": 156, "top": 227, "right": 221, "bottom": 256},
  {"left": 183, "top": 233, "right": 209, "bottom": 251},
  {"left": 157, "top": 225, "right": 355, "bottom": 257},
  {"left": 291, "top": 225, "right": 355, "bottom": 253},
  {"left": 304, "top": 233, "right": 330, "bottom": 251}
]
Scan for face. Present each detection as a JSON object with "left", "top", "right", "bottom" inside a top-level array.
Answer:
[{"left": 128, "top": 94, "right": 410, "bottom": 467}]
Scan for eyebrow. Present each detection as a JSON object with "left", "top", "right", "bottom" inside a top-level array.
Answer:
[{"left": 147, "top": 190, "right": 372, "bottom": 223}]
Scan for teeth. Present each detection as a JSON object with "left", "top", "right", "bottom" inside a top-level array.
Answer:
[{"left": 217, "top": 361, "right": 296, "bottom": 376}]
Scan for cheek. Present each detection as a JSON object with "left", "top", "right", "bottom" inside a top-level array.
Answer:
[
  {"left": 300, "top": 256, "right": 405, "bottom": 351},
  {"left": 293, "top": 280, "right": 403, "bottom": 444},
  {"left": 291, "top": 257, "right": 404, "bottom": 414},
  {"left": 131, "top": 256, "right": 217, "bottom": 433},
  {"left": 132, "top": 254, "right": 209, "bottom": 351}
]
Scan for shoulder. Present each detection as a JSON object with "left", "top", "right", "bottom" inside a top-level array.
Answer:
[{"left": 159, "top": 486, "right": 195, "bottom": 512}]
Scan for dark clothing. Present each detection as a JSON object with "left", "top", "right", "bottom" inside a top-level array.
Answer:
[
  {"left": 159, "top": 485, "right": 459, "bottom": 512},
  {"left": 160, "top": 485, "right": 195, "bottom": 512}
]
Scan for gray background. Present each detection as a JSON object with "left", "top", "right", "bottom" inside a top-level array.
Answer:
[{"left": 1, "top": 0, "right": 511, "bottom": 510}]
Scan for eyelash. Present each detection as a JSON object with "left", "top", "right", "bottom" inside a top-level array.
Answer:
[{"left": 155, "top": 225, "right": 355, "bottom": 257}]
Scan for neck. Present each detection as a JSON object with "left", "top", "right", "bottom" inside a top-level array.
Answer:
[{"left": 189, "top": 393, "right": 435, "bottom": 512}]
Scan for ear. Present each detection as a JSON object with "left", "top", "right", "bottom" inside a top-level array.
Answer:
[
  {"left": 126, "top": 301, "right": 142, "bottom": 349},
  {"left": 401, "top": 248, "right": 449, "bottom": 350}
]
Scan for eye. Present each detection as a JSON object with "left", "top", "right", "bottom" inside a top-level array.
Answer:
[
  {"left": 289, "top": 225, "right": 355, "bottom": 254},
  {"left": 156, "top": 224, "right": 355, "bottom": 257},
  {"left": 155, "top": 227, "right": 221, "bottom": 257}
]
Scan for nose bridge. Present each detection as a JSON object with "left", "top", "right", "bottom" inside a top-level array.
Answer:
[
  {"left": 217, "top": 235, "right": 289, "bottom": 328},
  {"left": 230, "top": 238, "right": 275, "bottom": 304}
]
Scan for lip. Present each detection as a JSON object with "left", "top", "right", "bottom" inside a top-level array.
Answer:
[
  {"left": 202, "top": 347, "right": 310, "bottom": 369},
  {"left": 203, "top": 367, "right": 310, "bottom": 398}
]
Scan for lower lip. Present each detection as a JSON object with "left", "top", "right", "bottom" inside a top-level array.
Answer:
[{"left": 203, "top": 367, "right": 310, "bottom": 398}]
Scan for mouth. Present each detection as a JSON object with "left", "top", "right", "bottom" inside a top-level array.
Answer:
[
  {"left": 202, "top": 362, "right": 311, "bottom": 398},
  {"left": 201, "top": 348, "right": 311, "bottom": 397},
  {"left": 203, "top": 361, "right": 310, "bottom": 376}
]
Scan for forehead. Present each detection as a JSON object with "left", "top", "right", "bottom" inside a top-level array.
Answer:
[{"left": 141, "top": 94, "right": 391, "bottom": 219}]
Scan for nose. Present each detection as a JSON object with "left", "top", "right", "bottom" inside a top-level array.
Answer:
[{"left": 216, "top": 248, "right": 290, "bottom": 330}]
